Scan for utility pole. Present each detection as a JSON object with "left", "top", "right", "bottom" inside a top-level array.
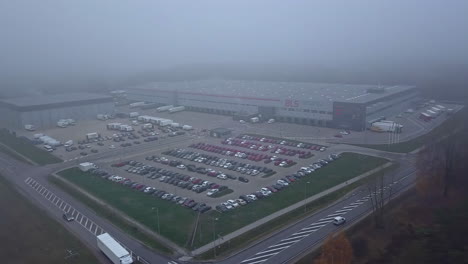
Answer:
[
  {"left": 212, "top": 217, "right": 218, "bottom": 258},
  {"left": 152, "top": 207, "right": 160, "bottom": 234}
]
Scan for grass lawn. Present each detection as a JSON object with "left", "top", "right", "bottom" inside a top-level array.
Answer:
[
  {"left": 197, "top": 163, "right": 398, "bottom": 259},
  {"left": 0, "top": 129, "right": 62, "bottom": 165},
  {"left": 352, "top": 108, "right": 466, "bottom": 153},
  {"left": 56, "top": 153, "right": 387, "bottom": 252},
  {"left": 192, "top": 153, "right": 388, "bottom": 249},
  {"left": 0, "top": 175, "right": 99, "bottom": 264},
  {"left": 57, "top": 168, "right": 197, "bottom": 248}
]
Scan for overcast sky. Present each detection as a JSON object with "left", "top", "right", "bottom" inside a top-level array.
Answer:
[{"left": 1, "top": 0, "right": 467, "bottom": 79}]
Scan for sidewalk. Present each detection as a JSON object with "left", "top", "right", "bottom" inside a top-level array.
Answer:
[{"left": 190, "top": 162, "right": 393, "bottom": 256}]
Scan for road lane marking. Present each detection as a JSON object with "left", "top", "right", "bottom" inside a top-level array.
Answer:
[
  {"left": 301, "top": 224, "right": 325, "bottom": 231},
  {"left": 327, "top": 213, "right": 345, "bottom": 217},
  {"left": 280, "top": 234, "right": 309, "bottom": 241},
  {"left": 84, "top": 218, "right": 89, "bottom": 227},
  {"left": 267, "top": 240, "right": 297, "bottom": 249},
  {"left": 241, "top": 252, "right": 278, "bottom": 263},
  {"left": 335, "top": 208, "right": 353, "bottom": 213},
  {"left": 292, "top": 230, "right": 314, "bottom": 236},
  {"left": 256, "top": 245, "right": 291, "bottom": 255}
]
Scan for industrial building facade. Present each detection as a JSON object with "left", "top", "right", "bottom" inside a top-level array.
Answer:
[
  {"left": 125, "top": 80, "right": 417, "bottom": 131},
  {"left": 0, "top": 93, "right": 114, "bottom": 129}
]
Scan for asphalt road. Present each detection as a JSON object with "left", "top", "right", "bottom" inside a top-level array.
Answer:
[{"left": 0, "top": 138, "right": 417, "bottom": 264}]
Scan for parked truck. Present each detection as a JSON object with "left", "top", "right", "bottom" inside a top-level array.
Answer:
[
  {"left": 129, "top": 112, "right": 139, "bottom": 118},
  {"left": 156, "top": 105, "right": 174, "bottom": 112},
  {"left": 159, "top": 119, "right": 172, "bottom": 127},
  {"left": 24, "top": 124, "right": 36, "bottom": 131},
  {"left": 129, "top": 102, "right": 145, "bottom": 108},
  {"left": 86, "top": 132, "right": 100, "bottom": 140},
  {"left": 97, "top": 233, "right": 133, "bottom": 264},
  {"left": 370, "top": 121, "right": 403, "bottom": 133},
  {"left": 168, "top": 106, "right": 185, "bottom": 113},
  {"left": 182, "top": 125, "right": 193, "bottom": 130}
]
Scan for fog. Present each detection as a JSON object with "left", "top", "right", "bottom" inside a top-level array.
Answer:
[{"left": 1, "top": 0, "right": 468, "bottom": 95}]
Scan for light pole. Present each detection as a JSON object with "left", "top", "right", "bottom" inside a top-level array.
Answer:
[
  {"left": 212, "top": 217, "right": 218, "bottom": 258},
  {"left": 304, "top": 181, "right": 310, "bottom": 213},
  {"left": 152, "top": 207, "right": 160, "bottom": 234}
]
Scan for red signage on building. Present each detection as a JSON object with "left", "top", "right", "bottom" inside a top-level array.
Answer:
[{"left": 284, "top": 99, "right": 299, "bottom": 107}]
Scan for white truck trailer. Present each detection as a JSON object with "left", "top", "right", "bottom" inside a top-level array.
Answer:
[
  {"left": 182, "top": 125, "right": 193, "bottom": 130},
  {"left": 97, "top": 233, "right": 133, "bottom": 264},
  {"left": 129, "top": 112, "right": 139, "bottom": 118},
  {"left": 370, "top": 121, "right": 403, "bottom": 133},
  {"left": 159, "top": 119, "right": 173, "bottom": 127},
  {"left": 79, "top": 162, "right": 96, "bottom": 172},
  {"left": 156, "top": 105, "right": 174, "bottom": 112},
  {"left": 24, "top": 124, "right": 36, "bottom": 131},
  {"left": 168, "top": 106, "right": 185, "bottom": 113},
  {"left": 86, "top": 132, "right": 100, "bottom": 140},
  {"left": 129, "top": 101, "right": 145, "bottom": 108}
]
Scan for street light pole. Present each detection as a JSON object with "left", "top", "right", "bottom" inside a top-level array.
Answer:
[
  {"left": 304, "top": 181, "right": 310, "bottom": 213},
  {"left": 152, "top": 207, "right": 160, "bottom": 234},
  {"left": 212, "top": 217, "right": 218, "bottom": 258}
]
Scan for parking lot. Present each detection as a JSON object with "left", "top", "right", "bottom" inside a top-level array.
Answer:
[{"left": 92, "top": 132, "right": 340, "bottom": 211}]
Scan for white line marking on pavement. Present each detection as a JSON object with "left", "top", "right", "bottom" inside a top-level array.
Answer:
[
  {"left": 327, "top": 213, "right": 345, "bottom": 217},
  {"left": 267, "top": 240, "right": 298, "bottom": 249},
  {"left": 241, "top": 252, "right": 278, "bottom": 263},
  {"left": 291, "top": 230, "right": 314, "bottom": 236},
  {"left": 301, "top": 224, "right": 325, "bottom": 231},
  {"left": 255, "top": 245, "right": 291, "bottom": 255},
  {"left": 241, "top": 259, "right": 267, "bottom": 264},
  {"left": 280, "top": 234, "right": 309, "bottom": 242},
  {"left": 85, "top": 218, "right": 89, "bottom": 227},
  {"left": 343, "top": 205, "right": 359, "bottom": 209},
  {"left": 335, "top": 208, "right": 353, "bottom": 213},
  {"left": 350, "top": 202, "right": 363, "bottom": 206}
]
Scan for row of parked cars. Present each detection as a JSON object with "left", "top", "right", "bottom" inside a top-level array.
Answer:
[
  {"left": 238, "top": 135, "right": 327, "bottom": 152},
  {"left": 162, "top": 148, "right": 275, "bottom": 177},
  {"left": 86, "top": 167, "right": 212, "bottom": 213},
  {"left": 215, "top": 153, "right": 342, "bottom": 213},
  {"left": 148, "top": 155, "right": 238, "bottom": 180},
  {"left": 114, "top": 160, "right": 230, "bottom": 195},
  {"left": 190, "top": 142, "right": 297, "bottom": 167},
  {"left": 222, "top": 138, "right": 314, "bottom": 158},
  {"left": 215, "top": 178, "right": 294, "bottom": 212}
]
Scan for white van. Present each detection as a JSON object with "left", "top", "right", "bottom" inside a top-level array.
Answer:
[{"left": 333, "top": 216, "right": 346, "bottom": 225}]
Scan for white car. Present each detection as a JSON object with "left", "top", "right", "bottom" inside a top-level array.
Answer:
[
  {"left": 176, "top": 164, "right": 186, "bottom": 169},
  {"left": 333, "top": 216, "right": 346, "bottom": 225},
  {"left": 239, "top": 120, "right": 246, "bottom": 124},
  {"left": 206, "top": 189, "right": 219, "bottom": 196},
  {"left": 277, "top": 180, "right": 289, "bottom": 186},
  {"left": 222, "top": 202, "right": 233, "bottom": 209},
  {"left": 227, "top": 200, "right": 239, "bottom": 207},
  {"left": 247, "top": 194, "right": 257, "bottom": 201}
]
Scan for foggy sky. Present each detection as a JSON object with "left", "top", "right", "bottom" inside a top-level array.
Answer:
[{"left": 1, "top": 0, "right": 468, "bottom": 79}]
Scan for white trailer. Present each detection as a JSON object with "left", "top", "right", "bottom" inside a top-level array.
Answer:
[
  {"left": 160, "top": 120, "right": 172, "bottom": 127},
  {"left": 129, "top": 101, "right": 145, "bottom": 108},
  {"left": 370, "top": 121, "right": 403, "bottom": 133},
  {"left": 24, "top": 124, "right": 36, "bottom": 131},
  {"left": 86, "top": 132, "right": 100, "bottom": 140},
  {"left": 97, "top": 114, "right": 109, "bottom": 121},
  {"left": 182, "top": 125, "right": 193, "bottom": 130},
  {"left": 170, "top": 122, "right": 180, "bottom": 128},
  {"left": 57, "top": 121, "right": 68, "bottom": 128},
  {"left": 64, "top": 140, "right": 73, "bottom": 147},
  {"left": 143, "top": 123, "right": 153, "bottom": 129},
  {"left": 156, "top": 105, "right": 174, "bottom": 112},
  {"left": 129, "top": 112, "right": 139, "bottom": 118},
  {"left": 97, "top": 233, "right": 133, "bottom": 264},
  {"left": 168, "top": 106, "right": 185, "bottom": 113}
]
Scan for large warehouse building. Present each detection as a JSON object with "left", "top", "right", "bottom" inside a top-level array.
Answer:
[
  {"left": 0, "top": 93, "right": 114, "bottom": 129},
  {"left": 125, "top": 80, "right": 418, "bottom": 131}
]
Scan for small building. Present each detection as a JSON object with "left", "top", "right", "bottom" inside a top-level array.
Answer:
[{"left": 210, "top": 128, "right": 232, "bottom": 138}]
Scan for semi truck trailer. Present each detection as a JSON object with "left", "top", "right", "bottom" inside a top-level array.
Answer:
[{"left": 97, "top": 233, "right": 133, "bottom": 264}]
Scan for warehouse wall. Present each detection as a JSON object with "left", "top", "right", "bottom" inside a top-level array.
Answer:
[{"left": 17, "top": 102, "right": 114, "bottom": 129}]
